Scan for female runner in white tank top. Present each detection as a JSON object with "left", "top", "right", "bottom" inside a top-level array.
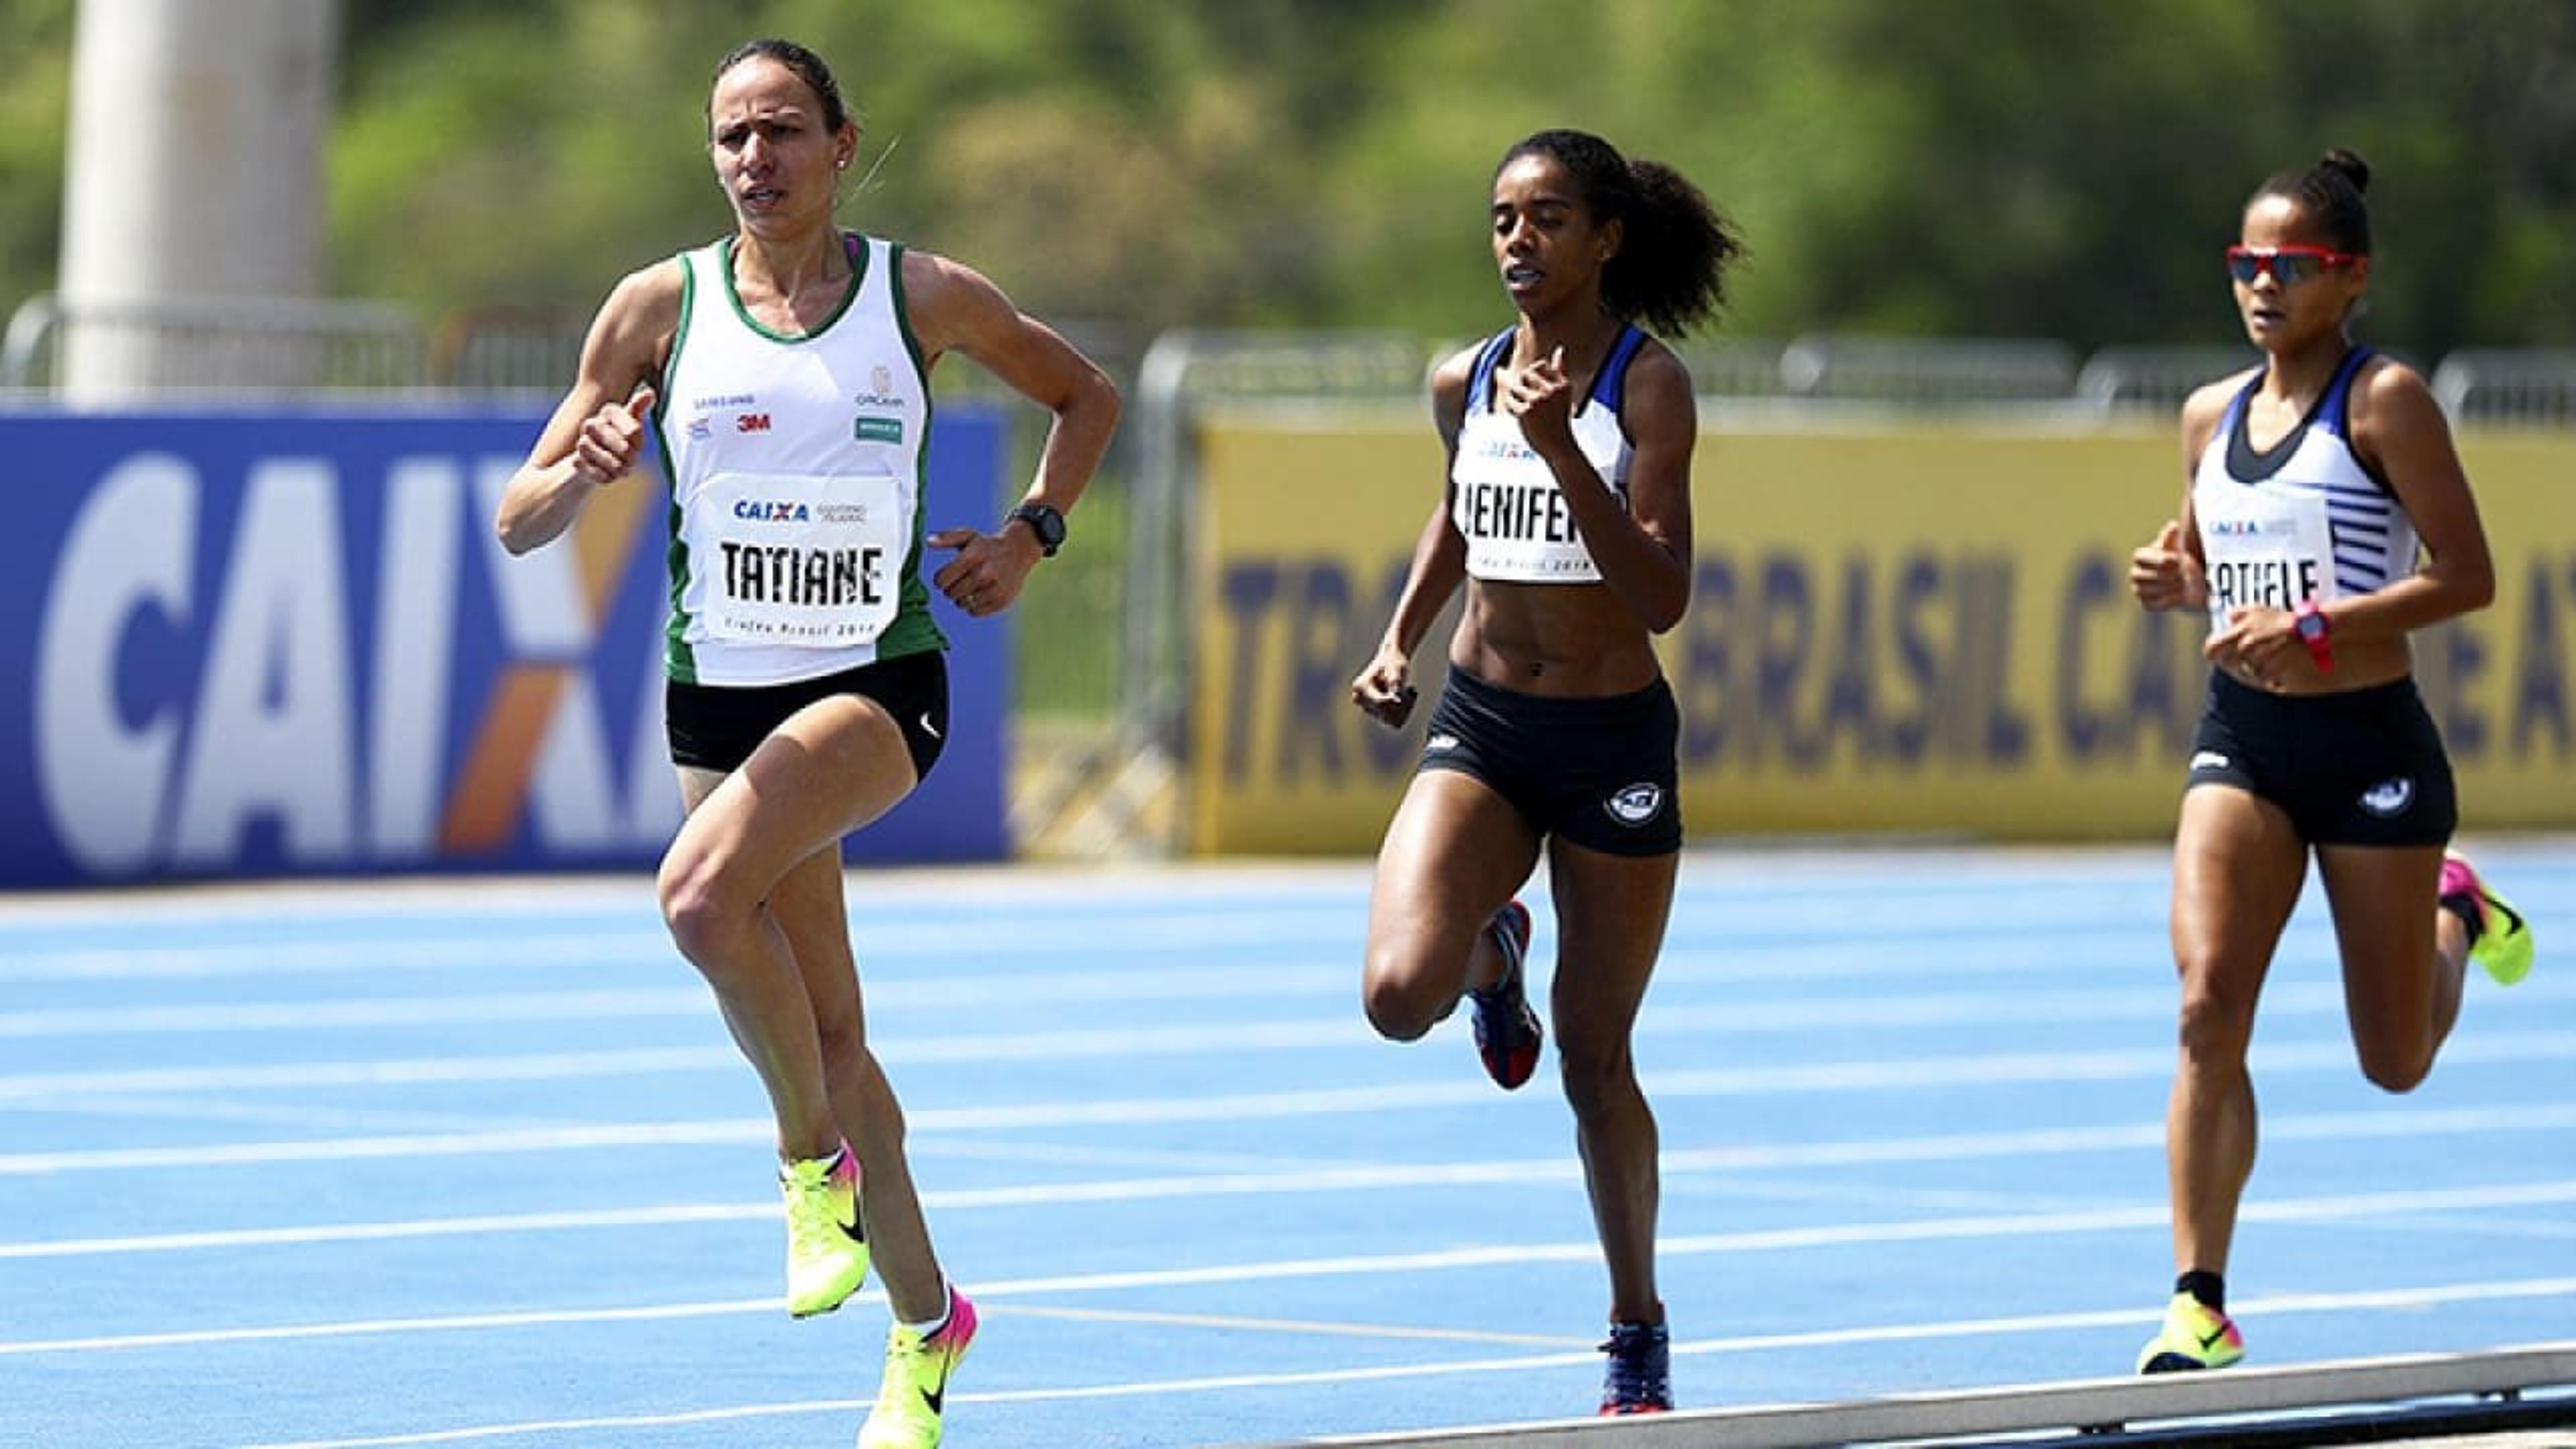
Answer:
[
  {"left": 2126, "top": 148, "right": 2531, "bottom": 1377},
  {"left": 494, "top": 39, "right": 1117, "bottom": 1449},
  {"left": 1350, "top": 129, "right": 1743, "bottom": 1416}
]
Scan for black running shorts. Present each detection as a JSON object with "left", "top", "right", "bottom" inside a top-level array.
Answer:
[
  {"left": 1417, "top": 666, "right": 1682, "bottom": 857},
  {"left": 2185, "top": 669, "right": 2455, "bottom": 847},
  {"left": 665, "top": 648, "right": 949, "bottom": 783}
]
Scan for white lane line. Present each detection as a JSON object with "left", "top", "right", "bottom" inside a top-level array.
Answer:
[
  {"left": 11, "top": 1142, "right": 2576, "bottom": 1263},
  {"left": 193, "top": 1277, "right": 2576, "bottom": 1448},
  {"left": 11, "top": 1187, "right": 2576, "bottom": 1356},
  {"left": 3, "top": 967, "right": 2568, "bottom": 1081},
  {"left": 0, "top": 877, "right": 2208, "bottom": 986},
  {"left": 6, "top": 1033, "right": 2573, "bottom": 1176},
  {"left": 0, "top": 932, "right": 2179, "bottom": 1002},
  {"left": 0, "top": 941, "right": 2239, "bottom": 1033}
]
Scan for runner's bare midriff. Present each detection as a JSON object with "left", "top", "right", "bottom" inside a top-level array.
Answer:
[{"left": 1453, "top": 579, "right": 1664, "bottom": 696}]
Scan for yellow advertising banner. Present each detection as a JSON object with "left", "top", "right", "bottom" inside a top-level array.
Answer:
[{"left": 1189, "top": 411, "right": 2576, "bottom": 856}]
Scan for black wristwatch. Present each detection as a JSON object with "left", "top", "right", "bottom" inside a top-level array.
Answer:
[{"left": 1006, "top": 502, "right": 1067, "bottom": 557}]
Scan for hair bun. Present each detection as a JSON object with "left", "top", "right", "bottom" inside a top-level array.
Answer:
[{"left": 2318, "top": 148, "right": 2371, "bottom": 195}]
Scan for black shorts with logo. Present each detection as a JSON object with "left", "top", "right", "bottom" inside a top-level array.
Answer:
[
  {"left": 2185, "top": 669, "right": 2455, "bottom": 847},
  {"left": 1417, "top": 666, "right": 1682, "bottom": 857},
  {"left": 665, "top": 647, "right": 949, "bottom": 783}
]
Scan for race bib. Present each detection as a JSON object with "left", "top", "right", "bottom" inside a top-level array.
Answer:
[
  {"left": 2199, "top": 488, "right": 2335, "bottom": 632},
  {"left": 683, "top": 471, "right": 903, "bottom": 646}
]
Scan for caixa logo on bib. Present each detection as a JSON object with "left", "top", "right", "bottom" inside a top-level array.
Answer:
[{"left": 1605, "top": 782, "right": 1664, "bottom": 826}]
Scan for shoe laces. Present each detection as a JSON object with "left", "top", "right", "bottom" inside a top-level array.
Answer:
[
  {"left": 1599, "top": 1320, "right": 1671, "bottom": 1409},
  {"left": 780, "top": 1159, "right": 849, "bottom": 1244}
]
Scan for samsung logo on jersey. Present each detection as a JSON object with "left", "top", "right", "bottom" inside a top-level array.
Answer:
[{"left": 733, "top": 500, "right": 810, "bottom": 523}]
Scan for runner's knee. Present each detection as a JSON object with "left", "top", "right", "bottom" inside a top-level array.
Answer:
[
  {"left": 1362, "top": 947, "right": 1452, "bottom": 1042},
  {"left": 656, "top": 851, "right": 761, "bottom": 971},
  {"left": 2174, "top": 965, "right": 2259, "bottom": 1063},
  {"left": 1555, "top": 1031, "right": 1635, "bottom": 1116},
  {"left": 2353, "top": 1032, "right": 2434, "bottom": 1093}
]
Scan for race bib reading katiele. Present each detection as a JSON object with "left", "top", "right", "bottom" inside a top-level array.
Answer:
[{"left": 2200, "top": 488, "right": 2335, "bottom": 632}]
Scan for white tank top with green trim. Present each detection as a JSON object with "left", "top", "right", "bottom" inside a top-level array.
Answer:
[{"left": 656, "top": 232, "right": 943, "bottom": 686}]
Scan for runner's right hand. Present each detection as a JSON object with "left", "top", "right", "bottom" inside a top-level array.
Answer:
[
  {"left": 1350, "top": 649, "right": 1419, "bottom": 729},
  {"left": 572, "top": 386, "right": 657, "bottom": 486}
]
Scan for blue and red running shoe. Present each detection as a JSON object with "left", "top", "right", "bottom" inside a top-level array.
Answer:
[
  {"left": 1468, "top": 900, "right": 1541, "bottom": 1090},
  {"left": 1599, "top": 1318, "right": 1673, "bottom": 1414}
]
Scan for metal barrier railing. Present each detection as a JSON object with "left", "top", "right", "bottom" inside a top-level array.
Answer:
[
  {"left": 2434, "top": 348, "right": 2576, "bottom": 428},
  {"left": 2075, "top": 345, "right": 2261, "bottom": 416},
  {"left": 1779, "top": 333, "right": 2081, "bottom": 402},
  {"left": 2, "top": 292, "right": 427, "bottom": 395}
]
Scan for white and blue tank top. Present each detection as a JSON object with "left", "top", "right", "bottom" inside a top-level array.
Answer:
[
  {"left": 2191, "top": 347, "right": 2421, "bottom": 632},
  {"left": 1450, "top": 325, "right": 1650, "bottom": 583}
]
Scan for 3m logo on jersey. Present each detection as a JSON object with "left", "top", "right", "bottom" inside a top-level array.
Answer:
[{"left": 735, "top": 413, "right": 773, "bottom": 434}]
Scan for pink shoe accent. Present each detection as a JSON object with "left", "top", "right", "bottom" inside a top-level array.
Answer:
[
  {"left": 930, "top": 1286, "right": 979, "bottom": 1351},
  {"left": 2440, "top": 854, "right": 2488, "bottom": 931}
]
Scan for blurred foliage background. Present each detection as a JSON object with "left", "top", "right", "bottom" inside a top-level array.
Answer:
[{"left": 3, "top": 0, "right": 2573, "bottom": 358}]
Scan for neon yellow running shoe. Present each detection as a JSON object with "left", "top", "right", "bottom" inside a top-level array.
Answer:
[
  {"left": 2443, "top": 851, "right": 2534, "bottom": 987},
  {"left": 2136, "top": 1291, "right": 2244, "bottom": 1374},
  {"left": 859, "top": 1288, "right": 978, "bottom": 1449},
  {"left": 780, "top": 1142, "right": 867, "bottom": 1318}
]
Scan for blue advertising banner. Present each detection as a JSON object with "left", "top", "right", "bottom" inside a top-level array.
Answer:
[{"left": 0, "top": 407, "right": 1010, "bottom": 888}]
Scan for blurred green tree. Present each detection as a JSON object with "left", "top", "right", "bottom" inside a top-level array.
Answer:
[{"left": 0, "top": 0, "right": 2569, "bottom": 364}]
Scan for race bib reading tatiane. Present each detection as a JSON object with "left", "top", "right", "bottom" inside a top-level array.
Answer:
[{"left": 683, "top": 471, "right": 903, "bottom": 646}]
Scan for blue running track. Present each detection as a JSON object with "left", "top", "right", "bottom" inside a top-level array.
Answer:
[{"left": 4, "top": 842, "right": 2572, "bottom": 1448}]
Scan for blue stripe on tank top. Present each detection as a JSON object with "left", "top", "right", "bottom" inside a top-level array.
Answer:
[
  {"left": 1590, "top": 325, "right": 1649, "bottom": 413},
  {"left": 1468, "top": 329, "right": 1515, "bottom": 412}
]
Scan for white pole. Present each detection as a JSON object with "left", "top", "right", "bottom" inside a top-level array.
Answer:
[{"left": 57, "top": 0, "right": 339, "bottom": 399}]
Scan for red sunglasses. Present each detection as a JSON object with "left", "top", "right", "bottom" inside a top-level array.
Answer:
[{"left": 2226, "top": 244, "right": 2363, "bottom": 286}]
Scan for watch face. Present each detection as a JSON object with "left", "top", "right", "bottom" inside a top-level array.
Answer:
[{"left": 2298, "top": 612, "right": 2326, "bottom": 639}]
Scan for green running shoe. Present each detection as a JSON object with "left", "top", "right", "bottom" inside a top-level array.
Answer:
[
  {"left": 859, "top": 1288, "right": 978, "bottom": 1449},
  {"left": 2137, "top": 1291, "right": 2244, "bottom": 1374},
  {"left": 2443, "top": 851, "right": 2534, "bottom": 987},
  {"left": 780, "top": 1142, "right": 867, "bottom": 1318}
]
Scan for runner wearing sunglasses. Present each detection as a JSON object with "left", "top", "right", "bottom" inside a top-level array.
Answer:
[{"left": 2125, "top": 148, "right": 2534, "bottom": 1375}]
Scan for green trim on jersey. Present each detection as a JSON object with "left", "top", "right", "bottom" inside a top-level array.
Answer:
[
  {"left": 663, "top": 253, "right": 700, "bottom": 684},
  {"left": 874, "top": 240, "right": 945, "bottom": 660},
  {"left": 720, "top": 234, "right": 867, "bottom": 343},
  {"left": 889, "top": 242, "right": 930, "bottom": 383}
]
